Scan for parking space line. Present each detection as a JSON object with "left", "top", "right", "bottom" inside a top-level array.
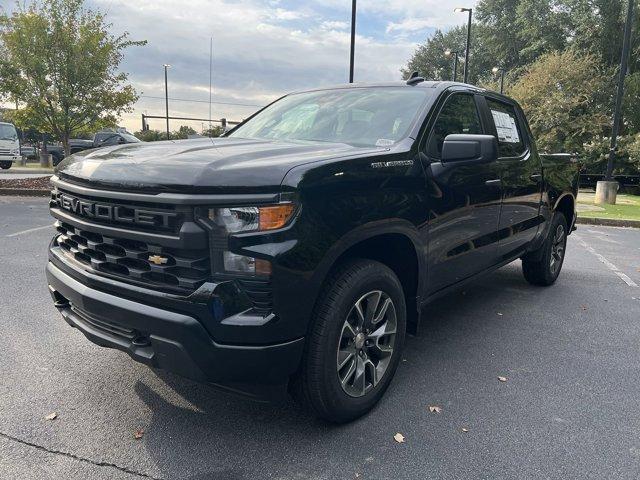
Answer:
[
  {"left": 5, "top": 224, "right": 52, "bottom": 238},
  {"left": 574, "top": 235, "right": 638, "bottom": 288}
]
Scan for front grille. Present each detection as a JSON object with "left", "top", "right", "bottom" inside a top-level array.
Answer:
[
  {"left": 55, "top": 220, "right": 210, "bottom": 292},
  {"left": 0, "top": 149, "right": 12, "bottom": 155},
  {"left": 237, "top": 278, "right": 273, "bottom": 315}
]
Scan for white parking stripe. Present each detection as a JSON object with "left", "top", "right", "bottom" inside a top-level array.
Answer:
[
  {"left": 5, "top": 224, "right": 52, "bottom": 238},
  {"left": 574, "top": 235, "right": 638, "bottom": 287}
]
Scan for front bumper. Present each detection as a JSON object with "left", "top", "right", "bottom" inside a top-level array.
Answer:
[{"left": 46, "top": 260, "right": 305, "bottom": 398}]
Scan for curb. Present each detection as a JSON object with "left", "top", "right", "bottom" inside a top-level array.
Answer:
[
  {"left": 576, "top": 216, "right": 640, "bottom": 228},
  {"left": 0, "top": 168, "right": 53, "bottom": 174},
  {"left": 0, "top": 188, "right": 50, "bottom": 197}
]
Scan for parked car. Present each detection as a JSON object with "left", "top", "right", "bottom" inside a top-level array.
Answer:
[
  {"left": 20, "top": 145, "right": 38, "bottom": 160},
  {"left": 46, "top": 80, "right": 579, "bottom": 422},
  {"left": 0, "top": 122, "right": 21, "bottom": 170},
  {"left": 46, "top": 133, "right": 141, "bottom": 166}
]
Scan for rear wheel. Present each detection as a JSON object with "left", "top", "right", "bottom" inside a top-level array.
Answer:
[
  {"left": 295, "top": 259, "right": 406, "bottom": 423},
  {"left": 0, "top": 161, "right": 11, "bottom": 170},
  {"left": 522, "top": 213, "right": 568, "bottom": 286}
]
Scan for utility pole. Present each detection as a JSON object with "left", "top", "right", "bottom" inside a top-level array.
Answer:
[
  {"left": 209, "top": 37, "right": 213, "bottom": 131},
  {"left": 163, "top": 64, "right": 171, "bottom": 140},
  {"left": 445, "top": 50, "right": 459, "bottom": 82},
  {"left": 597, "top": 0, "right": 634, "bottom": 204},
  {"left": 349, "top": 0, "right": 357, "bottom": 83},
  {"left": 455, "top": 8, "right": 473, "bottom": 83}
]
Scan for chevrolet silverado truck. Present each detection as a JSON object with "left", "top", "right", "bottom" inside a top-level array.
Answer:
[{"left": 46, "top": 80, "right": 579, "bottom": 422}]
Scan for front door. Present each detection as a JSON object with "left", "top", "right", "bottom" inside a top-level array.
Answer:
[
  {"left": 421, "top": 92, "right": 503, "bottom": 294},
  {"left": 483, "top": 97, "right": 543, "bottom": 260}
]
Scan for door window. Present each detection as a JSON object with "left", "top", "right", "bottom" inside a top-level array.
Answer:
[
  {"left": 486, "top": 99, "right": 526, "bottom": 157},
  {"left": 426, "top": 94, "right": 482, "bottom": 158}
]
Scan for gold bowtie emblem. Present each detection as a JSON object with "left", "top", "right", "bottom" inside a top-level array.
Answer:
[{"left": 148, "top": 255, "right": 168, "bottom": 265}]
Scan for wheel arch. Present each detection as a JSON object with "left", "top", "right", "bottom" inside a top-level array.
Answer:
[
  {"left": 311, "top": 222, "right": 425, "bottom": 334},
  {"left": 553, "top": 193, "right": 576, "bottom": 233}
]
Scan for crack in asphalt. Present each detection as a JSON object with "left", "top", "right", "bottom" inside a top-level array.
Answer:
[{"left": 0, "top": 431, "right": 164, "bottom": 479}]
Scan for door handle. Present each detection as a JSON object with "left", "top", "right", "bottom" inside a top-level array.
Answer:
[
  {"left": 530, "top": 173, "right": 543, "bottom": 181},
  {"left": 485, "top": 179, "right": 502, "bottom": 187}
]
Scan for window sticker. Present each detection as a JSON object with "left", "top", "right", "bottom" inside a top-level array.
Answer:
[
  {"left": 375, "top": 138, "right": 395, "bottom": 147},
  {"left": 491, "top": 110, "right": 520, "bottom": 144}
]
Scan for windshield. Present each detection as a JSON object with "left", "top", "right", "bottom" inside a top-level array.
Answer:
[
  {"left": 0, "top": 124, "right": 18, "bottom": 142},
  {"left": 229, "top": 87, "right": 431, "bottom": 147}
]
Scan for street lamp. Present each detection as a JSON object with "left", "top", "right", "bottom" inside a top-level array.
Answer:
[
  {"left": 163, "top": 64, "right": 171, "bottom": 140},
  {"left": 445, "top": 49, "right": 459, "bottom": 82},
  {"left": 492, "top": 66, "right": 505, "bottom": 94},
  {"left": 454, "top": 7, "right": 473, "bottom": 83},
  {"left": 600, "top": 0, "right": 635, "bottom": 205},
  {"left": 349, "top": 0, "right": 357, "bottom": 83}
]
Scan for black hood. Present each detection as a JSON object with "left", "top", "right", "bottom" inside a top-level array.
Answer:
[{"left": 56, "top": 137, "right": 379, "bottom": 193}]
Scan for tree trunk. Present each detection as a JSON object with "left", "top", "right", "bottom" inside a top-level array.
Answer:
[{"left": 63, "top": 135, "right": 71, "bottom": 158}]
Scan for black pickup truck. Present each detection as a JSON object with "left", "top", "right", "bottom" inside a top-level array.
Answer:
[{"left": 46, "top": 80, "right": 579, "bottom": 422}]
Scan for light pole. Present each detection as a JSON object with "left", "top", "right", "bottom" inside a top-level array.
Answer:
[
  {"left": 349, "top": 0, "right": 357, "bottom": 83},
  {"left": 492, "top": 66, "right": 505, "bottom": 94},
  {"left": 163, "top": 64, "right": 171, "bottom": 140},
  {"left": 445, "top": 50, "right": 459, "bottom": 82},
  {"left": 606, "top": 0, "right": 634, "bottom": 183},
  {"left": 454, "top": 7, "right": 472, "bottom": 83}
]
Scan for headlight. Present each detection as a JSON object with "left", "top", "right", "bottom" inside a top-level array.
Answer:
[
  {"left": 11, "top": 148, "right": 19, "bottom": 155},
  {"left": 207, "top": 204, "right": 295, "bottom": 233},
  {"left": 196, "top": 203, "right": 296, "bottom": 276}
]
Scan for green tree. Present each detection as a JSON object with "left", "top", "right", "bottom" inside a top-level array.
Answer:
[
  {"left": 172, "top": 125, "right": 197, "bottom": 139},
  {"left": 401, "top": 25, "right": 493, "bottom": 84},
  {"left": 0, "top": 0, "right": 145, "bottom": 156},
  {"left": 509, "top": 50, "right": 611, "bottom": 154},
  {"left": 134, "top": 129, "right": 164, "bottom": 142},
  {"left": 203, "top": 126, "right": 224, "bottom": 138}
]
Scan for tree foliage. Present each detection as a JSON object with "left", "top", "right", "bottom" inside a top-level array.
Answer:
[
  {"left": 509, "top": 50, "right": 611, "bottom": 154},
  {"left": 403, "top": 0, "right": 640, "bottom": 172},
  {"left": 0, "top": 0, "right": 145, "bottom": 155}
]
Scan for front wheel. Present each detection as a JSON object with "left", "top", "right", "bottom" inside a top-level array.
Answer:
[
  {"left": 295, "top": 259, "right": 406, "bottom": 423},
  {"left": 0, "top": 161, "right": 11, "bottom": 170},
  {"left": 522, "top": 213, "right": 568, "bottom": 286}
]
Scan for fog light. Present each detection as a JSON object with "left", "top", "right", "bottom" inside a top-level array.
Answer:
[{"left": 223, "top": 252, "right": 271, "bottom": 275}]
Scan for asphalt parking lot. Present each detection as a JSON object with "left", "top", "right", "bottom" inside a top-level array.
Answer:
[{"left": 1, "top": 196, "right": 640, "bottom": 480}]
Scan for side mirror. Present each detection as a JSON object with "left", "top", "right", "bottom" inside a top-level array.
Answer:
[{"left": 441, "top": 134, "right": 498, "bottom": 164}]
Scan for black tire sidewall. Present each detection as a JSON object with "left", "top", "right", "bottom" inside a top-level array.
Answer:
[
  {"left": 545, "top": 214, "right": 568, "bottom": 282},
  {"left": 307, "top": 260, "right": 406, "bottom": 422}
]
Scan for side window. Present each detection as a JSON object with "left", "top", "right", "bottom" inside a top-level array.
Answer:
[
  {"left": 486, "top": 99, "right": 526, "bottom": 157},
  {"left": 426, "top": 94, "right": 482, "bottom": 158}
]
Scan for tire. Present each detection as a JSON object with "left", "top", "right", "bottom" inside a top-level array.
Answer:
[
  {"left": 295, "top": 259, "right": 406, "bottom": 423},
  {"left": 0, "top": 161, "right": 11, "bottom": 170},
  {"left": 522, "top": 213, "right": 568, "bottom": 286}
]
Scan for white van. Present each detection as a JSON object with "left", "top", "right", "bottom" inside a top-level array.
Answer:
[{"left": 0, "top": 122, "right": 20, "bottom": 170}]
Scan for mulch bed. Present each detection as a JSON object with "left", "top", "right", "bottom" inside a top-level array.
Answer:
[{"left": 0, "top": 177, "right": 52, "bottom": 190}]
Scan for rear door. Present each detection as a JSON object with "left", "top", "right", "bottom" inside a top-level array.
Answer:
[
  {"left": 421, "top": 91, "right": 503, "bottom": 294},
  {"left": 483, "top": 97, "right": 543, "bottom": 260}
]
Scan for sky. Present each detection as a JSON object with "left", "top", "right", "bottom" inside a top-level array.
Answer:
[{"left": 5, "top": 0, "right": 477, "bottom": 133}]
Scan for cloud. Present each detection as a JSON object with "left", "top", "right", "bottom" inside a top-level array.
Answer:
[{"left": 82, "top": 0, "right": 478, "bottom": 132}]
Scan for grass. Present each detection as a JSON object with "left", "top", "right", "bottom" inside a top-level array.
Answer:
[{"left": 577, "top": 191, "right": 640, "bottom": 221}]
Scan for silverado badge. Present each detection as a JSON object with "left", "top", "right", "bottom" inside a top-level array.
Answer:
[{"left": 148, "top": 255, "right": 168, "bottom": 265}]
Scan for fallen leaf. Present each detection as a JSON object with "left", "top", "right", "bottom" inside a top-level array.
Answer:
[
  {"left": 428, "top": 405, "right": 443, "bottom": 414},
  {"left": 393, "top": 433, "right": 405, "bottom": 443},
  {"left": 45, "top": 412, "right": 57, "bottom": 421},
  {"left": 580, "top": 305, "right": 588, "bottom": 311},
  {"left": 498, "top": 376, "right": 507, "bottom": 382},
  {"left": 461, "top": 427, "right": 469, "bottom": 433},
  {"left": 134, "top": 429, "right": 144, "bottom": 440}
]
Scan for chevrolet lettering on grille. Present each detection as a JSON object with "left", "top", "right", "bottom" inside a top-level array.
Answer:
[{"left": 56, "top": 193, "right": 177, "bottom": 229}]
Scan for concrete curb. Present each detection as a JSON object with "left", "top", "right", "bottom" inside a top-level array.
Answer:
[
  {"left": 576, "top": 216, "right": 640, "bottom": 228},
  {"left": 0, "top": 168, "right": 53, "bottom": 174},
  {"left": 0, "top": 188, "right": 50, "bottom": 197}
]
